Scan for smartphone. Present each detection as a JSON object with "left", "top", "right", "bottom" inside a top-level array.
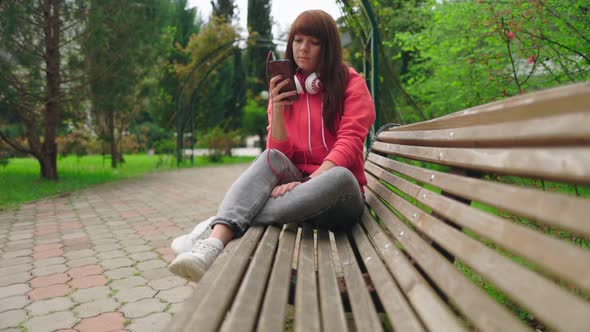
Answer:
[{"left": 269, "top": 59, "right": 299, "bottom": 101}]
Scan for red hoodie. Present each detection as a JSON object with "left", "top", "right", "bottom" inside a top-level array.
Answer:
[{"left": 266, "top": 67, "right": 376, "bottom": 189}]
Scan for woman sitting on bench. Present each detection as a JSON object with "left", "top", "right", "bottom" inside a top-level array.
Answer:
[{"left": 168, "top": 9, "right": 376, "bottom": 282}]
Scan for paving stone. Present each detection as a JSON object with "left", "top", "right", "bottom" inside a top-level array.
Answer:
[
  {"left": 146, "top": 239, "right": 169, "bottom": 249},
  {"left": 0, "top": 284, "right": 31, "bottom": 299},
  {"left": 147, "top": 276, "right": 186, "bottom": 291},
  {"left": 121, "top": 298, "right": 167, "bottom": 319},
  {"left": 124, "top": 245, "right": 152, "bottom": 254},
  {"left": 0, "top": 309, "right": 26, "bottom": 329},
  {"left": 69, "top": 275, "right": 108, "bottom": 289},
  {"left": 138, "top": 268, "right": 173, "bottom": 281},
  {"left": 71, "top": 286, "right": 110, "bottom": 303},
  {"left": 67, "top": 265, "right": 103, "bottom": 278},
  {"left": 30, "top": 273, "right": 71, "bottom": 288},
  {"left": 91, "top": 238, "right": 118, "bottom": 245},
  {"left": 26, "top": 297, "right": 75, "bottom": 316},
  {"left": 0, "top": 295, "right": 30, "bottom": 313},
  {"left": 156, "top": 286, "right": 193, "bottom": 303},
  {"left": 0, "top": 256, "right": 32, "bottom": 268},
  {"left": 32, "top": 243, "right": 62, "bottom": 252},
  {"left": 125, "top": 239, "right": 147, "bottom": 246},
  {"left": 104, "top": 267, "right": 138, "bottom": 280},
  {"left": 101, "top": 257, "right": 134, "bottom": 270},
  {"left": 66, "top": 256, "right": 99, "bottom": 268},
  {"left": 0, "top": 272, "right": 32, "bottom": 287},
  {"left": 96, "top": 250, "right": 126, "bottom": 260},
  {"left": 110, "top": 276, "right": 147, "bottom": 290},
  {"left": 0, "top": 263, "right": 32, "bottom": 276},
  {"left": 23, "top": 311, "right": 77, "bottom": 332},
  {"left": 113, "top": 286, "right": 156, "bottom": 302},
  {"left": 63, "top": 242, "right": 92, "bottom": 252},
  {"left": 73, "top": 298, "right": 119, "bottom": 318},
  {"left": 126, "top": 312, "right": 171, "bottom": 332},
  {"left": 75, "top": 312, "right": 125, "bottom": 332},
  {"left": 34, "top": 256, "right": 66, "bottom": 267},
  {"left": 34, "top": 237, "right": 62, "bottom": 245},
  {"left": 64, "top": 249, "right": 95, "bottom": 260},
  {"left": 31, "top": 264, "right": 68, "bottom": 277},
  {"left": 1, "top": 249, "right": 32, "bottom": 259},
  {"left": 129, "top": 251, "right": 158, "bottom": 262},
  {"left": 5, "top": 240, "right": 34, "bottom": 249},
  {"left": 32, "top": 248, "right": 64, "bottom": 259},
  {"left": 94, "top": 244, "right": 122, "bottom": 252},
  {"left": 61, "top": 232, "right": 86, "bottom": 240},
  {"left": 8, "top": 233, "right": 34, "bottom": 242},
  {"left": 136, "top": 259, "right": 166, "bottom": 272},
  {"left": 27, "top": 284, "right": 71, "bottom": 301}
]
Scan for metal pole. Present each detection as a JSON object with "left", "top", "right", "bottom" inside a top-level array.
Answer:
[{"left": 360, "top": 0, "right": 380, "bottom": 130}]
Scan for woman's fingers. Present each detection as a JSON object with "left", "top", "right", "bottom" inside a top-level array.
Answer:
[
  {"left": 270, "top": 182, "right": 302, "bottom": 198},
  {"left": 271, "top": 77, "right": 297, "bottom": 100}
]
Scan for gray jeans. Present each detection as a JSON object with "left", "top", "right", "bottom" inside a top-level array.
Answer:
[{"left": 211, "top": 149, "right": 365, "bottom": 237}]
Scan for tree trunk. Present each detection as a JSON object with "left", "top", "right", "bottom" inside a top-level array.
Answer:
[
  {"left": 41, "top": 0, "right": 61, "bottom": 180},
  {"left": 108, "top": 111, "right": 118, "bottom": 168},
  {"left": 39, "top": 150, "right": 58, "bottom": 179}
]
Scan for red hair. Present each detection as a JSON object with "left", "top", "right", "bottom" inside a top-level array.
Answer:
[{"left": 285, "top": 10, "right": 349, "bottom": 134}]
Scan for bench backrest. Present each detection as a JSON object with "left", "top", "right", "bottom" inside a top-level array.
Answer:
[{"left": 363, "top": 82, "right": 590, "bottom": 331}]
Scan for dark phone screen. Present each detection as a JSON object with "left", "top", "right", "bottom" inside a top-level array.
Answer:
[{"left": 269, "top": 59, "right": 298, "bottom": 101}]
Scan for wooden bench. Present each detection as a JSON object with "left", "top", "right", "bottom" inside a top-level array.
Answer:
[{"left": 169, "top": 83, "right": 590, "bottom": 332}]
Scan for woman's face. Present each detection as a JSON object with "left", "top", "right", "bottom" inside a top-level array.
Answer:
[{"left": 292, "top": 34, "right": 321, "bottom": 75}]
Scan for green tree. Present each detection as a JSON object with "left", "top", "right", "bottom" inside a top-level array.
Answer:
[
  {"left": 0, "top": 0, "right": 87, "bottom": 179},
  {"left": 174, "top": 16, "right": 239, "bottom": 132},
  {"left": 150, "top": 0, "right": 202, "bottom": 131},
  {"left": 246, "top": 0, "right": 274, "bottom": 95},
  {"left": 387, "top": 0, "right": 590, "bottom": 122},
  {"left": 84, "top": 0, "right": 170, "bottom": 168}
]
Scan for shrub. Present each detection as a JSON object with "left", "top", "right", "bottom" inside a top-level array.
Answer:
[
  {"left": 56, "top": 132, "right": 90, "bottom": 157},
  {"left": 153, "top": 138, "right": 176, "bottom": 155},
  {"left": 200, "top": 126, "right": 241, "bottom": 162}
]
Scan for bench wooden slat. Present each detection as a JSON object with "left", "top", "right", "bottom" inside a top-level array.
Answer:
[
  {"left": 367, "top": 153, "right": 590, "bottom": 238},
  {"left": 392, "top": 82, "right": 590, "bottom": 131},
  {"left": 367, "top": 172, "right": 590, "bottom": 331},
  {"left": 360, "top": 209, "right": 467, "bottom": 332},
  {"left": 335, "top": 231, "right": 385, "bottom": 332},
  {"left": 220, "top": 226, "right": 281, "bottom": 332},
  {"left": 372, "top": 141, "right": 590, "bottom": 185},
  {"left": 167, "top": 239, "right": 239, "bottom": 330},
  {"left": 295, "top": 224, "right": 321, "bottom": 332},
  {"left": 350, "top": 222, "right": 426, "bottom": 332},
  {"left": 317, "top": 229, "right": 349, "bottom": 332},
  {"left": 366, "top": 160, "right": 590, "bottom": 292},
  {"left": 380, "top": 112, "right": 590, "bottom": 147},
  {"left": 258, "top": 226, "right": 298, "bottom": 332},
  {"left": 183, "top": 226, "right": 265, "bottom": 332},
  {"left": 364, "top": 189, "right": 529, "bottom": 332}
]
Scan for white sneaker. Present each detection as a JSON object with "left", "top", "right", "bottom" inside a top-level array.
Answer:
[
  {"left": 168, "top": 239, "right": 224, "bottom": 282},
  {"left": 170, "top": 217, "right": 216, "bottom": 255}
]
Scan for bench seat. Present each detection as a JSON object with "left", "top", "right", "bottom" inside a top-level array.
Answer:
[{"left": 169, "top": 83, "right": 590, "bottom": 332}]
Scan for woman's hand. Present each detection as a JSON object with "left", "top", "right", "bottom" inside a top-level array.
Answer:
[
  {"left": 271, "top": 181, "right": 301, "bottom": 198},
  {"left": 270, "top": 75, "right": 297, "bottom": 112}
]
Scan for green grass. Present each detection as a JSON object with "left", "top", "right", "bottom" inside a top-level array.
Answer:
[{"left": 0, "top": 153, "right": 254, "bottom": 211}]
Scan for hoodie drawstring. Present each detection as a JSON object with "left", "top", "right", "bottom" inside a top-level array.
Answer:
[
  {"left": 320, "top": 102, "right": 328, "bottom": 151},
  {"left": 306, "top": 94, "right": 329, "bottom": 154}
]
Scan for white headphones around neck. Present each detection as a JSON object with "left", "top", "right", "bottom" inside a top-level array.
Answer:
[{"left": 295, "top": 72, "right": 322, "bottom": 95}]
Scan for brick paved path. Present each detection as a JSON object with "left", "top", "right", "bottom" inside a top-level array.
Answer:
[{"left": 0, "top": 164, "right": 248, "bottom": 332}]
